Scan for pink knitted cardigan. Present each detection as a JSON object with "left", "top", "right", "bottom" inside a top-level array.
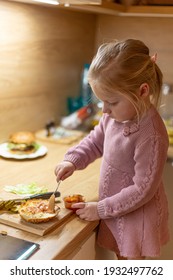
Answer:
[{"left": 64, "top": 105, "right": 169, "bottom": 258}]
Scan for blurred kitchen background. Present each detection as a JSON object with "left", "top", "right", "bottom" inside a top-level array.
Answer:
[{"left": 0, "top": 0, "right": 173, "bottom": 259}]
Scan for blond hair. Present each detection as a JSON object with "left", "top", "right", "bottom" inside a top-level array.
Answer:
[{"left": 88, "top": 39, "right": 163, "bottom": 117}]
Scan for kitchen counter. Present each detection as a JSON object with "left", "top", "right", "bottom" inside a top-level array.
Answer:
[
  {"left": 0, "top": 141, "right": 101, "bottom": 260},
  {"left": 1, "top": 139, "right": 172, "bottom": 260}
]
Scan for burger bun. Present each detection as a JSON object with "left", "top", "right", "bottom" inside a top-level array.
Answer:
[
  {"left": 9, "top": 131, "right": 36, "bottom": 145},
  {"left": 19, "top": 199, "right": 60, "bottom": 223},
  {"left": 8, "top": 131, "right": 38, "bottom": 154}
]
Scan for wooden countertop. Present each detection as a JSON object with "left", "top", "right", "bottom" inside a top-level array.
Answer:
[
  {"left": 1, "top": 139, "right": 172, "bottom": 260},
  {"left": 0, "top": 141, "right": 100, "bottom": 260}
]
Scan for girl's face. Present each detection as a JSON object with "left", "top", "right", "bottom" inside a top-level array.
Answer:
[{"left": 91, "top": 84, "right": 137, "bottom": 123}]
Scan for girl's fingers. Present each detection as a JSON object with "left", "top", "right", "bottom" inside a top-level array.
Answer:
[
  {"left": 61, "top": 170, "right": 74, "bottom": 180},
  {"left": 72, "top": 202, "right": 85, "bottom": 209}
]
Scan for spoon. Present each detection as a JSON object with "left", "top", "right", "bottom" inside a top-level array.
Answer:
[{"left": 48, "top": 180, "right": 61, "bottom": 212}]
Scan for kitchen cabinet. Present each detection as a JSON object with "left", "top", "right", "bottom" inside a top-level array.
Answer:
[
  {"left": 68, "top": 231, "right": 117, "bottom": 260},
  {"left": 8, "top": 0, "right": 173, "bottom": 16},
  {"left": 72, "top": 0, "right": 173, "bottom": 16}
]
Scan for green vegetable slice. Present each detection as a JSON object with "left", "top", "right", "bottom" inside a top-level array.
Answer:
[{"left": 4, "top": 183, "right": 48, "bottom": 195}]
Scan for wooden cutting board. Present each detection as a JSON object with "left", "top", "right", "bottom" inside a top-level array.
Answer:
[
  {"left": 0, "top": 208, "right": 73, "bottom": 236},
  {"left": 35, "top": 127, "right": 85, "bottom": 144}
]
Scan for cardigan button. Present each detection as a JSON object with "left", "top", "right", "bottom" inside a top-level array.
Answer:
[{"left": 123, "top": 123, "right": 139, "bottom": 136}]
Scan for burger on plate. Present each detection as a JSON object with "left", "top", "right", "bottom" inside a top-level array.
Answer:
[{"left": 8, "top": 131, "right": 39, "bottom": 154}]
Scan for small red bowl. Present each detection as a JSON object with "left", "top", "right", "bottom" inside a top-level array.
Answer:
[{"left": 63, "top": 194, "right": 85, "bottom": 212}]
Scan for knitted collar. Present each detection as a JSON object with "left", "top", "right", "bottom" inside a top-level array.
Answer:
[{"left": 122, "top": 105, "right": 156, "bottom": 137}]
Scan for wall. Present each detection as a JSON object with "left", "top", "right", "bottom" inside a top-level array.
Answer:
[
  {"left": 1, "top": 3, "right": 173, "bottom": 143},
  {"left": 96, "top": 15, "right": 173, "bottom": 83},
  {"left": 0, "top": 1, "right": 96, "bottom": 141}
]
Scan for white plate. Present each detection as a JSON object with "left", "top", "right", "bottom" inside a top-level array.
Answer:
[{"left": 0, "top": 143, "right": 48, "bottom": 160}]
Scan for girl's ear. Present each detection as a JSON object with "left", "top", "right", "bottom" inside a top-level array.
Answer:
[{"left": 139, "top": 83, "right": 149, "bottom": 98}]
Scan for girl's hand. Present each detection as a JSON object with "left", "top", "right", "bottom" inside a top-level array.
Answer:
[
  {"left": 54, "top": 161, "right": 75, "bottom": 181},
  {"left": 73, "top": 202, "right": 100, "bottom": 221}
]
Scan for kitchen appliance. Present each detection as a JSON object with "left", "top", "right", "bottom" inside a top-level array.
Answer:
[{"left": 0, "top": 233, "right": 39, "bottom": 260}]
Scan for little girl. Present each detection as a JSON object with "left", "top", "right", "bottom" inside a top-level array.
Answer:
[{"left": 55, "top": 39, "right": 169, "bottom": 260}]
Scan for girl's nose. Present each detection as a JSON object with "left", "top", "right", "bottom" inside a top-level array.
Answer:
[{"left": 102, "top": 102, "right": 111, "bottom": 114}]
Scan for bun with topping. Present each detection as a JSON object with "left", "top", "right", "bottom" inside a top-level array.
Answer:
[{"left": 18, "top": 199, "right": 60, "bottom": 223}]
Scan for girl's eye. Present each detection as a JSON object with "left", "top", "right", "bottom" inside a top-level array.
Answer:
[{"left": 109, "top": 102, "right": 118, "bottom": 106}]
